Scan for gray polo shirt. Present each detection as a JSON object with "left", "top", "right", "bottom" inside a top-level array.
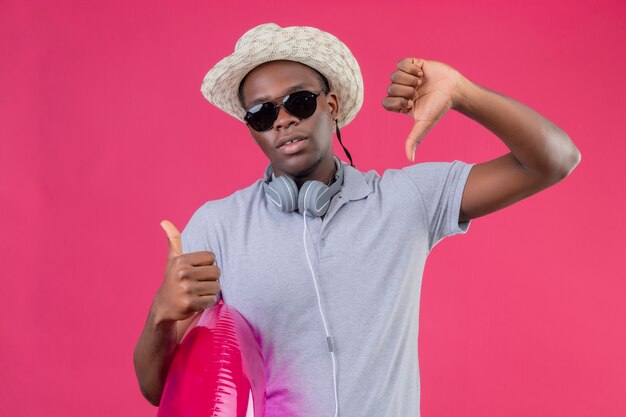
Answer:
[{"left": 182, "top": 158, "right": 474, "bottom": 417}]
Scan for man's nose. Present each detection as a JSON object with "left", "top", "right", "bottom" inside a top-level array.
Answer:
[{"left": 274, "top": 105, "right": 299, "bottom": 130}]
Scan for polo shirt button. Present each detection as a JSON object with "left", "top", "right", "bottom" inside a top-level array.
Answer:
[{"left": 320, "top": 239, "right": 326, "bottom": 247}]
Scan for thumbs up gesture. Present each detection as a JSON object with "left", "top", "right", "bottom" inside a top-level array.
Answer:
[
  {"left": 151, "top": 220, "right": 221, "bottom": 324},
  {"left": 382, "top": 58, "right": 466, "bottom": 162}
]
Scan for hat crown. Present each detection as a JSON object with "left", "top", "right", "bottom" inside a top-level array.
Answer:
[{"left": 235, "top": 23, "right": 281, "bottom": 51}]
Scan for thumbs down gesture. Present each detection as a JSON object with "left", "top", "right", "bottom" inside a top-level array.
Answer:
[{"left": 382, "top": 58, "right": 466, "bottom": 162}]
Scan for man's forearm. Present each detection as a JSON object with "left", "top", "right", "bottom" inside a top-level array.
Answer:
[
  {"left": 453, "top": 78, "right": 581, "bottom": 180},
  {"left": 133, "top": 309, "right": 178, "bottom": 406}
]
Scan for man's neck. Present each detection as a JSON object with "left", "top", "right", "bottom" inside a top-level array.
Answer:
[{"left": 293, "top": 156, "right": 337, "bottom": 189}]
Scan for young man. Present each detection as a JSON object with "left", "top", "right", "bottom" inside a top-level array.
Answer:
[{"left": 134, "top": 23, "right": 580, "bottom": 416}]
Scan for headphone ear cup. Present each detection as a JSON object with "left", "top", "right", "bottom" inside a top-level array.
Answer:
[
  {"left": 265, "top": 173, "right": 299, "bottom": 212},
  {"left": 299, "top": 181, "right": 331, "bottom": 217}
]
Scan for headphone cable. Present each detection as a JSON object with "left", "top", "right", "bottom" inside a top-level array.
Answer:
[{"left": 302, "top": 203, "right": 339, "bottom": 417}]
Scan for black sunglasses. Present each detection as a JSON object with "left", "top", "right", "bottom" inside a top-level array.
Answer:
[{"left": 244, "top": 90, "right": 323, "bottom": 132}]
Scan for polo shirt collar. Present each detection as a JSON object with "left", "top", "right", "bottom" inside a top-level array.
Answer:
[{"left": 339, "top": 161, "right": 373, "bottom": 202}]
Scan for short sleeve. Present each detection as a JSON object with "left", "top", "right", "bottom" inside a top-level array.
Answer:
[
  {"left": 181, "top": 204, "right": 211, "bottom": 254},
  {"left": 400, "top": 160, "right": 474, "bottom": 250}
]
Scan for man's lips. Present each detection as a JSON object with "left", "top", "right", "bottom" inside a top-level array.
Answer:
[{"left": 276, "top": 135, "right": 308, "bottom": 149}]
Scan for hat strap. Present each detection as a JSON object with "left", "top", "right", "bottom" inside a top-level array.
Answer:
[{"left": 335, "top": 120, "right": 355, "bottom": 168}]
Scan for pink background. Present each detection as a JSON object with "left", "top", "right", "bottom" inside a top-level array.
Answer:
[{"left": 1, "top": 0, "right": 624, "bottom": 416}]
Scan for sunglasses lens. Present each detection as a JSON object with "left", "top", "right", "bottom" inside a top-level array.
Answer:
[
  {"left": 284, "top": 91, "right": 318, "bottom": 119},
  {"left": 245, "top": 103, "right": 277, "bottom": 132}
]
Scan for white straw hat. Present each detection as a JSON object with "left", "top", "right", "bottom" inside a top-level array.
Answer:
[{"left": 200, "top": 23, "right": 364, "bottom": 129}]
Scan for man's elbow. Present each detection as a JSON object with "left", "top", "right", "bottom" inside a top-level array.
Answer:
[
  {"left": 133, "top": 351, "right": 163, "bottom": 407},
  {"left": 142, "top": 389, "right": 161, "bottom": 407},
  {"left": 137, "top": 381, "right": 162, "bottom": 407},
  {"left": 546, "top": 134, "right": 581, "bottom": 183},
  {"left": 556, "top": 143, "right": 582, "bottom": 181}
]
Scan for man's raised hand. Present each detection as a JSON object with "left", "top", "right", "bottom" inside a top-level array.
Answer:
[
  {"left": 151, "top": 220, "right": 221, "bottom": 324},
  {"left": 382, "top": 58, "right": 465, "bottom": 162}
]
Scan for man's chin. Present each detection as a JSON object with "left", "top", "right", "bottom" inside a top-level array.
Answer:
[{"left": 277, "top": 154, "right": 323, "bottom": 179}]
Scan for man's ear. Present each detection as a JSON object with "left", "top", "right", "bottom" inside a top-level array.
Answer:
[{"left": 327, "top": 92, "right": 339, "bottom": 121}]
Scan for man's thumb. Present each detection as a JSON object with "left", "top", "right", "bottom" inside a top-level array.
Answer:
[
  {"left": 405, "top": 120, "right": 429, "bottom": 162},
  {"left": 160, "top": 220, "right": 183, "bottom": 258}
]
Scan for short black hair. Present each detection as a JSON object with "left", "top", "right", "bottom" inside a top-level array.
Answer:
[{"left": 238, "top": 62, "right": 331, "bottom": 110}]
